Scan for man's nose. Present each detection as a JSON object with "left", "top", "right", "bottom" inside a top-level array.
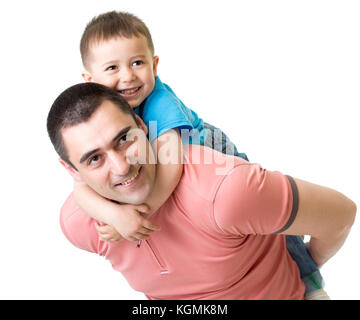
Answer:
[{"left": 108, "top": 151, "right": 130, "bottom": 176}]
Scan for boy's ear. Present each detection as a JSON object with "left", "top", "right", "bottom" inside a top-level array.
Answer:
[
  {"left": 135, "top": 115, "right": 148, "bottom": 135},
  {"left": 153, "top": 56, "right": 159, "bottom": 78},
  {"left": 59, "top": 158, "right": 83, "bottom": 182},
  {"left": 81, "top": 71, "right": 92, "bottom": 82}
]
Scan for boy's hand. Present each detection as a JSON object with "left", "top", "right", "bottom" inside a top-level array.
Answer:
[
  {"left": 95, "top": 222, "right": 125, "bottom": 243},
  {"left": 106, "top": 204, "right": 160, "bottom": 242}
]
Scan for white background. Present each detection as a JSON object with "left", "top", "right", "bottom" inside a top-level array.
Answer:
[{"left": 0, "top": 0, "right": 359, "bottom": 299}]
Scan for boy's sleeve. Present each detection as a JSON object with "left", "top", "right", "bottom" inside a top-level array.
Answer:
[
  {"left": 60, "top": 193, "right": 108, "bottom": 256},
  {"left": 142, "top": 91, "right": 193, "bottom": 141},
  {"left": 212, "top": 163, "right": 299, "bottom": 236}
]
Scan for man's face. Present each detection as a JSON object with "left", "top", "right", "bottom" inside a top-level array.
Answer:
[
  {"left": 83, "top": 35, "right": 159, "bottom": 109},
  {"left": 61, "top": 100, "right": 156, "bottom": 204}
]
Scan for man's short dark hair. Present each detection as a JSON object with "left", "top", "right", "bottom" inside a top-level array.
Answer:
[{"left": 47, "top": 82, "right": 139, "bottom": 168}]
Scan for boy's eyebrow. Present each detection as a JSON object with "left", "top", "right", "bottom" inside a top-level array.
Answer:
[
  {"left": 131, "top": 54, "right": 146, "bottom": 59},
  {"left": 101, "top": 60, "right": 119, "bottom": 67},
  {"left": 101, "top": 55, "right": 147, "bottom": 67},
  {"left": 79, "top": 126, "right": 132, "bottom": 164}
]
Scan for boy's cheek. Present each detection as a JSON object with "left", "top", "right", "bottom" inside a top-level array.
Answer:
[
  {"left": 81, "top": 72, "right": 92, "bottom": 82},
  {"left": 88, "top": 74, "right": 116, "bottom": 89}
]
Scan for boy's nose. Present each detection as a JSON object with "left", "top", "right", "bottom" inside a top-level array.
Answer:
[{"left": 119, "top": 67, "right": 136, "bottom": 83}]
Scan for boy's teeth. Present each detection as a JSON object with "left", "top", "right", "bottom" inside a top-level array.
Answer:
[{"left": 120, "top": 87, "right": 139, "bottom": 94}]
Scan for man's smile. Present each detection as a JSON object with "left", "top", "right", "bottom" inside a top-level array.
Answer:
[{"left": 115, "top": 166, "right": 142, "bottom": 187}]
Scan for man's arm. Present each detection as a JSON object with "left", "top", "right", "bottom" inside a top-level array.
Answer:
[
  {"left": 279, "top": 178, "right": 357, "bottom": 268},
  {"left": 212, "top": 163, "right": 356, "bottom": 268}
]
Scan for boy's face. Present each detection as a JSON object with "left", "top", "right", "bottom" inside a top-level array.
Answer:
[{"left": 83, "top": 36, "right": 159, "bottom": 109}]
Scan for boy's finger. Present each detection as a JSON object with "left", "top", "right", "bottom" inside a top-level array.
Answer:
[
  {"left": 96, "top": 228, "right": 110, "bottom": 236},
  {"left": 136, "top": 204, "right": 151, "bottom": 214},
  {"left": 95, "top": 223, "right": 107, "bottom": 236},
  {"left": 143, "top": 220, "right": 160, "bottom": 231},
  {"left": 134, "top": 232, "right": 150, "bottom": 240},
  {"left": 94, "top": 222, "right": 110, "bottom": 232},
  {"left": 139, "top": 227, "right": 157, "bottom": 235},
  {"left": 99, "top": 234, "right": 110, "bottom": 241}
]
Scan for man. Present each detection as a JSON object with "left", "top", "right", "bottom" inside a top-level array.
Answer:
[{"left": 47, "top": 82, "right": 356, "bottom": 300}]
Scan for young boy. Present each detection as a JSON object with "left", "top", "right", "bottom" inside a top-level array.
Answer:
[{"left": 70, "top": 10, "right": 328, "bottom": 299}]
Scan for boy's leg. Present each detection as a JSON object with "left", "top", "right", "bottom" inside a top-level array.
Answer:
[
  {"left": 202, "top": 122, "right": 249, "bottom": 161},
  {"left": 202, "top": 122, "right": 329, "bottom": 299},
  {"left": 285, "top": 235, "right": 328, "bottom": 298}
]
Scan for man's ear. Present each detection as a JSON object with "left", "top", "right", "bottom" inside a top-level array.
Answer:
[
  {"left": 59, "top": 158, "right": 83, "bottom": 182},
  {"left": 81, "top": 70, "right": 92, "bottom": 82},
  {"left": 135, "top": 114, "right": 148, "bottom": 135}
]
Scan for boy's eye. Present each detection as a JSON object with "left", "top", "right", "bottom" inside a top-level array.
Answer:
[
  {"left": 132, "top": 60, "right": 144, "bottom": 67},
  {"left": 106, "top": 65, "right": 117, "bottom": 71}
]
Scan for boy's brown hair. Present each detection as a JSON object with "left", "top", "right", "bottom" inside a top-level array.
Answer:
[{"left": 80, "top": 11, "right": 155, "bottom": 69}]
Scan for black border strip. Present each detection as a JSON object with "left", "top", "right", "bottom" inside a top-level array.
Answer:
[{"left": 275, "top": 175, "right": 299, "bottom": 234}]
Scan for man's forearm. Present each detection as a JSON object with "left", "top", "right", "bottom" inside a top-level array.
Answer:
[
  {"left": 308, "top": 224, "right": 353, "bottom": 268},
  {"left": 281, "top": 178, "right": 356, "bottom": 268}
]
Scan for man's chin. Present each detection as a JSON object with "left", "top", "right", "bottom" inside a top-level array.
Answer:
[{"left": 110, "top": 190, "right": 150, "bottom": 206}]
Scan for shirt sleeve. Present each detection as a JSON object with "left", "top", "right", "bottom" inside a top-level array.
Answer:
[
  {"left": 142, "top": 90, "right": 193, "bottom": 141},
  {"left": 212, "top": 163, "right": 298, "bottom": 236},
  {"left": 59, "top": 193, "right": 108, "bottom": 256}
]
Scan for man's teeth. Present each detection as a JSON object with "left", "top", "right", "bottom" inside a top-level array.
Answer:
[
  {"left": 119, "top": 168, "right": 140, "bottom": 186},
  {"left": 120, "top": 87, "right": 139, "bottom": 94}
]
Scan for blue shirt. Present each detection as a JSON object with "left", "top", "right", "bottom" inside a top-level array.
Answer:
[{"left": 135, "top": 76, "right": 206, "bottom": 144}]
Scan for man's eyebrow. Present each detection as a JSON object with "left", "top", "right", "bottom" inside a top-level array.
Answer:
[
  {"left": 111, "top": 126, "right": 131, "bottom": 143},
  {"left": 79, "top": 148, "right": 100, "bottom": 164},
  {"left": 79, "top": 126, "right": 132, "bottom": 164}
]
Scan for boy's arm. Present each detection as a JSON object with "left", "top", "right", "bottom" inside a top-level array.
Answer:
[
  {"left": 279, "top": 178, "right": 357, "bottom": 268},
  {"left": 145, "top": 128, "right": 183, "bottom": 213},
  {"left": 73, "top": 182, "right": 160, "bottom": 241},
  {"left": 72, "top": 127, "right": 182, "bottom": 241}
]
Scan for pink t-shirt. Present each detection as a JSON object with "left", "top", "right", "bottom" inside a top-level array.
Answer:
[{"left": 60, "top": 145, "right": 305, "bottom": 299}]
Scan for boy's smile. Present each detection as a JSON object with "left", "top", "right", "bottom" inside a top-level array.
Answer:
[
  {"left": 118, "top": 86, "right": 142, "bottom": 97},
  {"left": 83, "top": 35, "right": 159, "bottom": 109}
]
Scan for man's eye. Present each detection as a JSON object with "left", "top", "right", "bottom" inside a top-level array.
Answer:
[
  {"left": 118, "top": 135, "right": 128, "bottom": 146},
  {"left": 116, "top": 134, "right": 133, "bottom": 150},
  {"left": 89, "top": 155, "right": 100, "bottom": 165}
]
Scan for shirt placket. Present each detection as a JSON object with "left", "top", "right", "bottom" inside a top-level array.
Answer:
[{"left": 145, "top": 239, "right": 169, "bottom": 275}]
